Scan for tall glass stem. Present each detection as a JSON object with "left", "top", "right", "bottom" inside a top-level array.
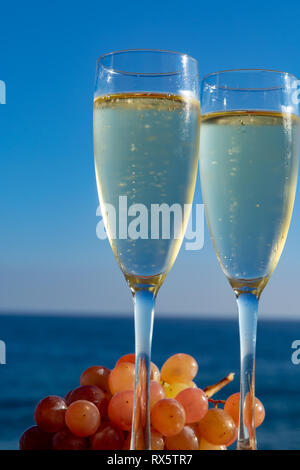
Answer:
[
  {"left": 130, "top": 288, "right": 155, "bottom": 450},
  {"left": 236, "top": 292, "right": 258, "bottom": 450}
]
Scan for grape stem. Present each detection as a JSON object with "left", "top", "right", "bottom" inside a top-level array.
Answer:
[
  {"left": 208, "top": 398, "right": 226, "bottom": 408},
  {"left": 204, "top": 373, "right": 235, "bottom": 398}
]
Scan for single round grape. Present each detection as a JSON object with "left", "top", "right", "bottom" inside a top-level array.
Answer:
[
  {"left": 91, "top": 423, "right": 124, "bottom": 450},
  {"left": 197, "top": 408, "right": 236, "bottom": 446},
  {"left": 176, "top": 387, "right": 208, "bottom": 423},
  {"left": 108, "top": 362, "right": 135, "bottom": 395},
  {"left": 19, "top": 426, "right": 53, "bottom": 450},
  {"left": 199, "top": 437, "right": 227, "bottom": 450},
  {"left": 150, "top": 381, "right": 165, "bottom": 410},
  {"left": 150, "top": 429, "right": 164, "bottom": 450},
  {"left": 34, "top": 396, "right": 67, "bottom": 433},
  {"left": 163, "top": 382, "right": 189, "bottom": 398},
  {"left": 151, "top": 398, "right": 185, "bottom": 437},
  {"left": 65, "top": 400, "right": 100, "bottom": 437},
  {"left": 161, "top": 353, "right": 198, "bottom": 384},
  {"left": 116, "top": 354, "right": 160, "bottom": 382},
  {"left": 52, "top": 429, "right": 88, "bottom": 450},
  {"left": 80, "top": 365, "right": 111, "bottom": 393},
  {"left": 67, "top": 385, "right": 108, "bottom": 417},
  {"left": 224, "top": 392, "right": 265, "bottom": 428},
  {"left": 165, "top": 425, "right": 199, "bottom": 450},
  {"left": 108, "top": 390, "right": 134, "bottom": 431}
]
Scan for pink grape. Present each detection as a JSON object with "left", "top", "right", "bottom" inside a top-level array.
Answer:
[
  {"left": 224, "top": 392, "right": 265, "bottom": 428},
  {"left": 108, "top": 390, "right": 134, "bottom": 431},
  {"left": 176, "top": 387, "right": 208, "bottom": 423},
  {"left": 108, "top": 362, "right": 135, "bottom": 395},
  {"left": 151, "top": 398, "right": 186, "bottom": 437},
  {"left": 65, "top": 400, "right": 100, "bottom": 437}
]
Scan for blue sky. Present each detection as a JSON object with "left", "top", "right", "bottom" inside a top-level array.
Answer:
[{"left": 1, "top": 0, "right": 300, "bottom": 317}]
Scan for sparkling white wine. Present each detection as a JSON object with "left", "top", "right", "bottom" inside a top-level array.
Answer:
[
  {"left": 94, "top": 93, "right": 200, "bottom": 290},
  {"left": 199, "top": 111, "right": 299, "bottom": 294}
]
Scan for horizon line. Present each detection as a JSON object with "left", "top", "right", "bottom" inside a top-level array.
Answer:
[{"left": 0, "top": 309, "right": 299, "bottom": 321}]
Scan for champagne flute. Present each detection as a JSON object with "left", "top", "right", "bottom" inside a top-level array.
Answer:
[
  {"left": 93, "top": 50, "right": 200, "bottom": 449},
  {"left": 199, "top": 69, "right": 299, "bottom": 449}
]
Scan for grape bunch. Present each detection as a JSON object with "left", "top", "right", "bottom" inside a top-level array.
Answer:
[{"left": 19, "top": 353, "right": 265, "bottom": 450}]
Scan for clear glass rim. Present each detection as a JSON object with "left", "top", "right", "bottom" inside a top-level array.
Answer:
[
  {"left": 96, "top": 49, "right": 198, "bottom": 77},
  {"left": 202, "top": 68, "right": 298, "bottom": 91}
]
